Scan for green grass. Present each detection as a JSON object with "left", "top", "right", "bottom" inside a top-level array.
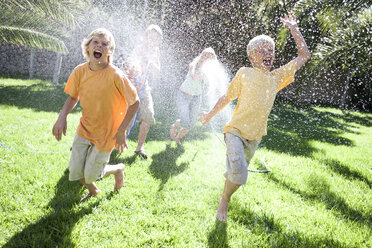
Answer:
[{"left": 0, "top": 77, "right": 371, "bottom": 247}]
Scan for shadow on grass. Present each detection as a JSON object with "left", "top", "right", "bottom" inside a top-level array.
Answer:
[
  {"left": 267, "top": 171, "right": 371, "bottom": 226},
  {"left": 207, "top": 219, "right": 229, "bottom": 248},
  {"left": 319, "top": 158, "right": 372, "bottom": 188},
  {"left": 229, "top": 203, "right": 346, "bottom": 248},
  {"left": 148, "top": 143, "right": 189, "bottom": 191},
  {"left": 109, "top": 149, "right": 138, "bottom": 166},
  {"left": 3, "top": 169, "right": 113, "bottom": 248},
  {"left": 0, "top": 83, "right": 81, "bottom": 113},
  {"left": 260, "top": 104, "right": 359, "bottom": 157}
]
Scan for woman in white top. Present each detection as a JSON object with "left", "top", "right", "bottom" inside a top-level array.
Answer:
[{"left": 170, "top": 47, "right": 217, "bottom": 144}]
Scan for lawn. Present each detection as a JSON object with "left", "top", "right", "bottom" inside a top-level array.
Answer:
[{"left": 0, "top": 78, "right": 371, "bottom": 247}]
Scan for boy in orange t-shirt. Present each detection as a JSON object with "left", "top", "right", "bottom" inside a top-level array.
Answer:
[
  {"left": 52, "top": 28, "right": 139, "bottom": 201},
  {"left": 201, "top": 14, "right": 311, "bottom": 222}
]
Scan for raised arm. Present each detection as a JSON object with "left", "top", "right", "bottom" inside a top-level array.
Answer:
[
  {"left": 280, "top": 13, "right": 311, "bottom": 70},
  {"left": 200, "top": 94, "right": 230, "bottom": 125},
  {"left": 52, "top": 96, "right": 78, "bottom": 141}
]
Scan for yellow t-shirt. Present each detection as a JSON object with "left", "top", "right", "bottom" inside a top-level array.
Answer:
[
  {"left": 65, "top": 63, "right": 139, "bottom": 152},
  {"left": 223, "top": 60, "right": 296, "bottom": 140}
]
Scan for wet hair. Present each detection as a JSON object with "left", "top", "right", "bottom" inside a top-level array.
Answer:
[
  {"left": 247, "top": 35, "right": 275, "bottom": 57},
  {"left": 191, "top": 47, "right": 217, "bottom": 67},
  {"left": 81, "top": 28, "right": 116, "bottom": 62},
  {"left": 145, "top": 24, "right": 163, "bottom": 39},
  {"left": 200, "top": 47, "right": 217, "bottom": 60}
]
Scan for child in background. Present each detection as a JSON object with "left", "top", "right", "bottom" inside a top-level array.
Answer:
[
  {"left": 170, "top": 47, "right": 217, "bottom": 144},
  {"left": 201, "top": 14, "right": 311, "bottom": 222},
  {"left": 122, "top": 58, "right": 146, "bottom": 137},
  {"left": 123, "top": 58, "right": 145, "bottom": 92},
  {"left": 52, "top": 28, "right": 139, "bottom": 201},
  {"left": 129, "top": 24, "right": 163, "bottom": 159}
]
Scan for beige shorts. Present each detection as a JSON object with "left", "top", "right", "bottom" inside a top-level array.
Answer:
[
  {"left": 224, "top": 132, "right": 260, "bottom": 185},
  {"left": 138, "top": 86, "right": 155, "bottom": 125},
  {"left": 69, "top": 134, "right": 111, "bottom": 184}
]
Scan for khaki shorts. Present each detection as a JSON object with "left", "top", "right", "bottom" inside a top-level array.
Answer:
[
  {"left": 224, "top": 132, "right": 260, "bottom": 185},
  {"left": 138, "top": 86, "right": 155, "bottom": 125},
  {"left": 69, "top": 134, "right": 111, "bottom": 184}
]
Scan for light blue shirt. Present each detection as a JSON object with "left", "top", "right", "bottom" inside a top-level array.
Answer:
[{"left": 180, "top": 72, "right": 203, "bottom": 96}]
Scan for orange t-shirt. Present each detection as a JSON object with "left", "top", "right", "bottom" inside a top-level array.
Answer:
[
  {"left": 223, "top": 60, "right": 296, "bottom": 140},
  {"left": 65, "top": 63, "right": 138, "bottom": 152}
]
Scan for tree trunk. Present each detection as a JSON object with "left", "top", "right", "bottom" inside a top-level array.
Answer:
[
  {"left": 53, "top": 52, "right": 62, "bottom": 85},
  {"left": 340, "top": 75, "right": 350, "bottom": 109},
  {"left": 29, "top": 50, "right": 35, "bottom": 79}
]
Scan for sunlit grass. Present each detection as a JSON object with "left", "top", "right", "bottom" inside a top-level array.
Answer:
[{"left": 0, "top": 78, "right": 371, "bottom": 247}]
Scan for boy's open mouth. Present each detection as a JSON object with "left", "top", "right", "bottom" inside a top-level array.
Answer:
[
  {"left": 263, "top": 58, "right": 272, "bottom": 66},
  {"left": 94, "top": 51, "right": 102, "bottom": 59}
]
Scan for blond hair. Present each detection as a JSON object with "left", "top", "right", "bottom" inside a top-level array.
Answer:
[
  {"left": 191, "top": 47, "right": 217, "bottom": 66},
  {"left": 81, "top": 28, "right": 116, "bottom": 62},
  {"left": 145, "top": 24, "right": 163, "bottom": 39},
  {"left": 247, "top": 35, "right": 275, "bottom": 57}
]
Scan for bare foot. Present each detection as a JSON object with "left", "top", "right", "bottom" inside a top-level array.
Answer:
[
  {"left": 135, "top": 149, "right": 148, "bottom": 159},
  {"left": 170, "top": 124, "right": 177, "bottom": 141},
  {"left": 175, "top": 138, "right": 182, "bottom": 145},
  {"left": 216, "top": 196, "right": 229, "bottom": 222},
  {"left": 114, "top": 164, "right": 125, "bottom": 191},
  {"left": 80, "top": 189, "right": 101, "bottom": 203}
]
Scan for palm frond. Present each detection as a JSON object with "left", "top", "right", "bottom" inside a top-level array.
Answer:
[
  {"left": 0, "top": 4, "right": 68, "bottom": 39},
  {"left": 5, "top": 0, "right": 88, "bottom": 31},
  {"left": 0, "top": 26, "right": 68, "bottom": 53},
  {"left": 307, "top": 10, "right": 371, "bottom": 80},
  {"left": 0, "top": 0, "right": 90, "bottom": 52}
]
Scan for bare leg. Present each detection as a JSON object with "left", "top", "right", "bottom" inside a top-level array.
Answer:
[
  {"left": 170, "top": 119, "right": 180, "bottom": 141},
  {"left": 79, "top": 178, "right": 101, "bottom": 202},
  {"left": 216, "top": 179, "right": 241, "bottom": 222},
  {"left": 136, "top": 121, "right": 150, "bottom": 152},
  {"left": 103, "top": 163, "right": 125, "bottom": 191},
  {"left": 174, "top": 127, "right": 189, "bottom": 145},
  {"left": 80, "top": 178, "right": 101, "bottom": 196}
]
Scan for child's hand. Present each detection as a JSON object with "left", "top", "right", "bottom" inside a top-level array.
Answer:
[
  {"left": 280, "top": 13, "right": 298, "bottom": 29},
  {"left": 52, "top": 118, "right": 67, "bottom": 141},
  {"left": 200, "top": 112, "right": 211, "bottom": 125},
  {"left": 114, "top": 130, "right": 128, "bottom": 153}
]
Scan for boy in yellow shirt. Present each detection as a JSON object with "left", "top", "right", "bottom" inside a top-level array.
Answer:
[
  {"left": 201, "top": 14, "right": 311, "bottom": 222},
  {"left": 52, "top": 28, "right": 139, "bottom": 201}
]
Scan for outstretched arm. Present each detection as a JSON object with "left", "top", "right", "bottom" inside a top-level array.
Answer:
[
  {"left": 52, "top": 96, "right": 78, "bottom": 141},
  {"left": 280, "top": 13, "right": 311, "bottom": 70},
  {"left": 114, "top": 100, "right": 140, "bottom": 152},
  {"left": 200, "top": 94, "right": 230, "bottom": 125}
]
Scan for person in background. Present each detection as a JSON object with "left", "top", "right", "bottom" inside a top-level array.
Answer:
[
  {"left": 170, "top": 47, "right": 217, "bottom": 144},
  {"left": 129, "top": 24, "right": 163, "bottom": 159}
]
